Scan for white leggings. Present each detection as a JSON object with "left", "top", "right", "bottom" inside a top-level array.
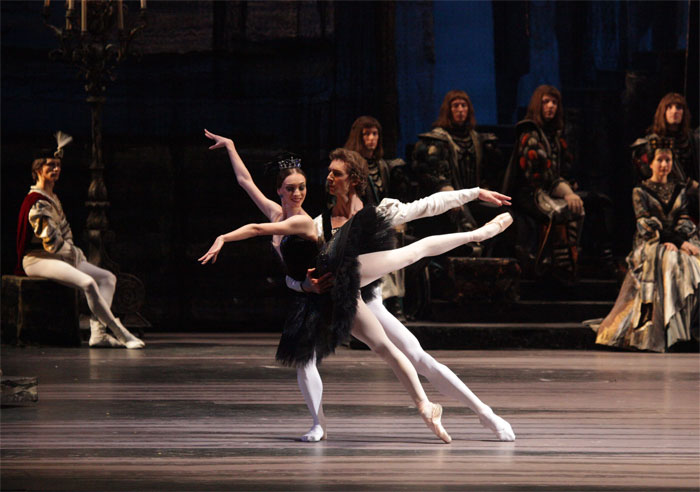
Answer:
[
  {"left": 23, "top": 257, "right": 119, "bottom": 329},
  {"left": 297, "top": 220, "right": 504, "bottom": 426}
]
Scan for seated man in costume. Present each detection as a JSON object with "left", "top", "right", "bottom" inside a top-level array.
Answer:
[
  {"left": 503, "top": 85, "right": 585, "bottom": 282},
  {"left": 15, "top": 132, "right": 144, "bottom": 349},
  {"left": 411, "top": 90, "right": 507, "bottom": 256}
]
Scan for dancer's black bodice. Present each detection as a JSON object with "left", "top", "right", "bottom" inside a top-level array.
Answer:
[
  {"left": 280, "top": 235, "right": 319, "bottom": 281},
  {"left": 276, "top": 207, "right": 394, "bottom": 368}
]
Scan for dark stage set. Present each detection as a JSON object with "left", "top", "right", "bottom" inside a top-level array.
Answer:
[{"left": 1, "top": 1, "right": 699, "bottom": 491}]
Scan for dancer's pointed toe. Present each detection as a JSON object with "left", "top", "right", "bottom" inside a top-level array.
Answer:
[
  {"left": 419, "top": 401, "right": 452, "bottom": 444},
  {"left": 479, "top": 410, "right": 515, "bottom": 442},
  {"left": 487, "top": 212, "right": 513, "bottom": 233}
]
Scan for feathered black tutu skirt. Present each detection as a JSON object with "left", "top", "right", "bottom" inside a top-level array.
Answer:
[{"left": 276, "top": 206, "right": 395, "bottom": 367}]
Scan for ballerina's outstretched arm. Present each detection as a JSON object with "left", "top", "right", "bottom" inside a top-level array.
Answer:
[
  {"left": 199, "top": 214, "right": 316, "bottom": 265},
  {"left": 204, "top": 129, "right": 283, "bottom": 221}
]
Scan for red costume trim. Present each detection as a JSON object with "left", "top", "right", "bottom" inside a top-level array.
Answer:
[{"left": 15, "top": 192, "right": 44, "bottom": 275}]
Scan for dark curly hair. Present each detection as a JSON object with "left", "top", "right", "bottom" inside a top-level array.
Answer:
[{"left": 329, "top": 148, "right": 369, "bottom": 196}]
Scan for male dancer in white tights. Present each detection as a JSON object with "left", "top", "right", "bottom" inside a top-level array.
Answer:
[
  {"left": 15, "top": 132, "right": 145, "bottom": 349},
  {"left": 286, "top": 148, "right": 516, "bottom": 442}
]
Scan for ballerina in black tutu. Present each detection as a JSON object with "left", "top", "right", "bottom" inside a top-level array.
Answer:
[{"left": 199, "top": 147, "right": 512, "bottom": 443}]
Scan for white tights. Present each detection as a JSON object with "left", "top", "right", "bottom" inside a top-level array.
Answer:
[
  {"left": 23, "top": 257, "right": 119, "bottom": 330},
  {"left": 298, "top": 215, "right": 515, "bottom": 441}
]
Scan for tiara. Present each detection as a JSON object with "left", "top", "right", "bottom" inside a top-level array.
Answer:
[{"left": 278, "top": 156, "right": 302, "bottom": 169}]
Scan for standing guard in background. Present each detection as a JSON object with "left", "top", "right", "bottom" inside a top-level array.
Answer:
[
  {"left": 344, "top": 116, "right": 409, "bottom": 320},
  {"left": 631, "top": 93, "right": 699, "bottom": 222},
  {"left": 411, "top": 90, "right": 507, "bottom": 257}
]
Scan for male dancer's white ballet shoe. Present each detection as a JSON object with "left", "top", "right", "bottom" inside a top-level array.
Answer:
[
  {"left": 109, "top": 318, "right": 145, "bottom": 349},
  {"left": 418, "top": 400, "right": 452, "bottom": 443},
  {"left": 88, "top": 318, "right": 124, "bottom": 348},
  {"left": 300, "top": 424, "right": 327, "bottom": 442},
  {"left": 478, "top": 409, "right": 516, "bottom": 442}
]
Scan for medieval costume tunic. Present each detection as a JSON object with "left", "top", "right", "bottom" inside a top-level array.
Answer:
[
  {"left": 594, "top": 181, "right": 700, "bottom": 352},
  {"left": 412, "top": 126, "right": 502, "bottom": 234},
  {"left": 505, "top": 119, "right": 575, "bottom": 223},
  {"left": 15, "top": 186, "right": 86, "bottom": 275},
  {"left": 275, "top": 206, "right": 394, "bottom": 367},
  {"left": 502, "top": 119, "right": 592, "bottom": 278},
  {"left": 412, "top": 127, "right": 500, "bottom": 195}
]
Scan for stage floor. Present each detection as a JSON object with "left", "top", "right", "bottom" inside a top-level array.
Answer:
[{"left": 1, "top": 333, "right": 698, "bottom": 491}]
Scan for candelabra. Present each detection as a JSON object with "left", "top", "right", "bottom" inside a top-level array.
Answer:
[{"left": 42, "top": 0, "right": 149, "bottom": 330}]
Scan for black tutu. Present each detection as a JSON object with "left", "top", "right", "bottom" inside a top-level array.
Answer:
[{"left": 275, "top": 206, "right": 395, "bottom": 367}]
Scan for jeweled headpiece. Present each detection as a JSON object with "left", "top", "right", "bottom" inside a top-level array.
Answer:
[
  {"left": 647, "top": 135, "right": 674, "bottom": 153},
  {"left": 264, "top": 152, "right": 303, "bottom": 175},
  {"left": 278, "top": 155, "right": 302, "bottom": 169}
]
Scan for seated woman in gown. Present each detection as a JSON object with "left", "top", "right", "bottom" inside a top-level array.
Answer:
[{"left": 593, "top": 140, "right": 700, "bottom": 352}]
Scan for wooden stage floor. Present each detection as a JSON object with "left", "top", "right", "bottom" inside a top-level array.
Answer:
[{"left": 1, "top": 333, "right": 698, "bottom": 491}]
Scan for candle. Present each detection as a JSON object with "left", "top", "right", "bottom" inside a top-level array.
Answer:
[
  {"left": 81, "top": 0, "right": 86, "bottom": 32},
  {"left": 117, "top": 0, "right": 123, "bottom": 30},
  {"left": 66, "top": 0, "right": 74, "bottom": 30},
  {"left": 140, "top": 0, "right": 146, "bottom": 9}
]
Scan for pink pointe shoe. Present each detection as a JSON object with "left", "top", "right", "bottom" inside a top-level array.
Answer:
[{"left": 418, "top": 401, "right": 452, "bottom": 444}]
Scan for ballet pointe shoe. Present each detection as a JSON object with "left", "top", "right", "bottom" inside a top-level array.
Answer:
[
  {"left": 88, "top": 318, "right": 124, "bottom": 348},
  {"left": 418, "top": 400, "right": 452, "bottom": 443},
  {"left": 478, "top": 409, "right": 516, "bottom": 442},
  {"left": 485, "top": 212, "right": 514, "bottom": 234},
  {"left": 300, "top": 424, "right": 327, "bottom": 442},
  {"left": 109, "top": 318, "right": 145, "bottom": 349}
]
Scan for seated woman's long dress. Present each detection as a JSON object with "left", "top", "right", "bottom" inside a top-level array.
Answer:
[
  {"left": 275, "top": 206, "right": 394, "bottom": 366},
  {"left": 594, "top": 180, "right": 700, "bottom": 352}
]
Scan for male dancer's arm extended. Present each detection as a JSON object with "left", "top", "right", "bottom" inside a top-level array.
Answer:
[{"left": 286, "top": 187, "right": 510, "bottom": 293}]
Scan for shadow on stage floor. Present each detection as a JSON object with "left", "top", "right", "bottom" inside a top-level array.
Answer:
[{"left": 1, "top": 333, "right": 699, "bottom": 491}]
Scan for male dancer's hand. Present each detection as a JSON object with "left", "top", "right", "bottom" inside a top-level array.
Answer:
[
  {"left": 478, "top": 189, "right": 511, "bottom": 207},
  {"left": 302, "top": 268, "right": 334, "bottom": 294}
]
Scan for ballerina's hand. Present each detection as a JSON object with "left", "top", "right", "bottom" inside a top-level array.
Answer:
[
  {"left": 478, "top": 189, "right": 512, "bottom": 206},
  {"left": 199, "top": 236, "right": 225, "bottom": 265},
  {"left": 204, "top": 129, "right": 234, "bottom": 151}
]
